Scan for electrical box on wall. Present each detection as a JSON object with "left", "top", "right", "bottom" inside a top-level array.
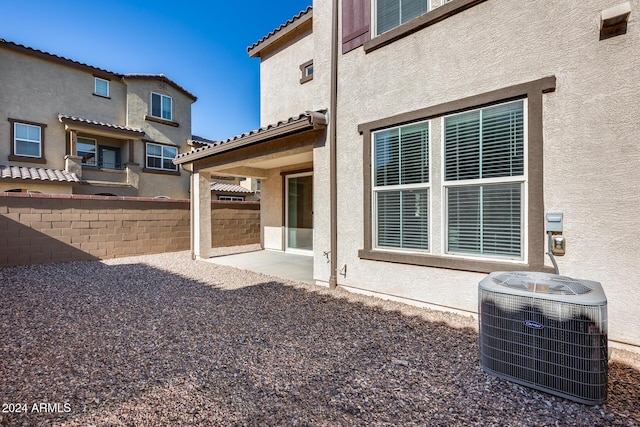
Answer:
[{"left": 546, "top": 212, "right": 563, "bottom": 233}]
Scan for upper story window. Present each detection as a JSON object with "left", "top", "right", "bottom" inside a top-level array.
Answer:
[
  {"left": 376, "top": 0, "right": 430, "bottom": 35},
  {"left": 373, "top": 121, "right": 430, "bottom": 251},
  {"left": 95, "top": 78, "right": 110, "bottom": 97},
  {"left": 300, "top": 60, "right": 314, "bottom": 84},
  {"left": 343, "top": 0, "right": 487, "bottom": 54},
  {"left": 146, "top": 142, "right": 178, "bottom": 172},
  {"left": 13, "top": 121, "right": 42, "bottom": 158},
  {"left": 151, "top": 92, "right": 173, "bottom": 121}
]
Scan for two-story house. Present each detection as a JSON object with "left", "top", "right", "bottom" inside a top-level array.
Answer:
[
  {"left": 176, "top": 1, "right": 640, "bottom": 351},
  {"left": 0, "top": 39, "right": 196, "bottom": 198}
]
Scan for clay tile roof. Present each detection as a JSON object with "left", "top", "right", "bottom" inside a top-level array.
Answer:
[
  {"left": 174, "top": 110, "right": 327, "bottom": 165},
  {"left": 58, "top": 114, "right": 145, "bottom": 136},
  {"left": 0, "top": 39, "right": 196, "bottom": 101},
  {"left": 124, "top": 74, "right": 198, "bottom": 102},
  {"left": 0, "top": 38, "right": 120, "bottom": 78},
  {"left": 210, "top": 182, "right": 254, "bottom": 194},
  {"left": 247, "top": 6, "right": 313, "bottom": 56},
  {"left": 0, "top": 165, "right": 80, "bottom": 183},
  {"left": 189, "top": 135, "right": 216, "bottom": 147}
]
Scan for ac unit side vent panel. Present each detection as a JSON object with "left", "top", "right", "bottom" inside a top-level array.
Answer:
[{"left": 479, "top": 272, "right": 608, "bottom": 405}]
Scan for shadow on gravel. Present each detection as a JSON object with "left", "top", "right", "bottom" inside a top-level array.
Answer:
[{"left": 1, "top": 260, "right": 639, "bottom": 426}]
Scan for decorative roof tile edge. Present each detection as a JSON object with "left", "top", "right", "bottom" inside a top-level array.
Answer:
[
  {"left": 0, "top": 164, "right": 80, "bottom": 183},
  {"left": 58, "top": 114, "right": 145, "bottom": 136},
  {"left": 0, "top": 39, "right": 196, "bottom": 102},
  {"left": 124, "top": 74, "right": 198, "bottom": 102},
  {"left": 174, "top": 110, "right": 327, "bottom": 165},
  {"left": 189, "top": 135, "right": 216, "bottom": 147},
  {"left": 0, "top": 38, "right": 119, "bottom": 78},
  {"left": 210, "top": 182, "right": 255, "bottom": 194},
  {"left": 247, "top": 6, "right": 313, "bottom": 57}
]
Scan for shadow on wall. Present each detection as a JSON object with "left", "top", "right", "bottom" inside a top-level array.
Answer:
[
  {"left": 0, "top": 256, "right": 639, "bottom": 426},
  {"left": 0, "top": 215, "right": 98, "bottom": 266}
]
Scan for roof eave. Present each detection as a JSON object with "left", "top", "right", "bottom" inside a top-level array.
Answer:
[
  {"left": 124, "top": 74, "right": 198, "bottom": 102},
  {"left": 174, "top": 111, "right": 326, "bottom": 166},
  {"left": 58, "top": 115, "right": 145, "bottom": 138},
  {"left": 248, "top": 8, "right": 313, "bottom": 58},
  {"left": 0, "top": 38, "right": 121, "bottom": 79}
]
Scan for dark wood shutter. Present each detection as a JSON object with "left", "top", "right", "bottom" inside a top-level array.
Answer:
[{"left": 342, "top": 0, "right": 371, "bottom": 54}]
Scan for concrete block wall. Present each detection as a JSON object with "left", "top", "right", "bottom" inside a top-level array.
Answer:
[
  {"left": 0, "top": 193, "right": 260, "bottom": 267},
  {"left": 211, "top": 202, "right": 261, "bottom": 247}
]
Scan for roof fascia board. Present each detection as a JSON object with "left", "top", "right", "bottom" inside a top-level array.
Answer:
[
  {"left": 59, "top": 117, "right": 145, "bottom": 138},
  {"left": 248, "top": 10, "right": 313, "bottom": 58},
  {"left": 175, "top": 118, "right": 316, "bottom": 165}
]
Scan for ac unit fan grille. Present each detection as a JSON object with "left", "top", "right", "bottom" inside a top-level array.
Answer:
[
  {"left": 479, "top": 290, "right": 608, "bottom": 405},
  {"left": 491, "top": 272, "right": 593, "bottom": 295}
]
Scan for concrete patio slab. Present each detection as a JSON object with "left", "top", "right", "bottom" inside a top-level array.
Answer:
[{"left": 206, "top": 249, "right": 314, "bottom": 284}]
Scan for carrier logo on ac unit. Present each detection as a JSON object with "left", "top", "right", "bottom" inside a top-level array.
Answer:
[{"left": 524, "top": 320, "right": 544, "bottom": 329}]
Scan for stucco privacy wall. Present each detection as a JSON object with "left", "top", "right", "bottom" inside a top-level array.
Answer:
[
  {"left": 306, "top": 0, "right": 640, "bottom": 347},
  {"left": 0, "top": 193, "right": 259, "bottom": 267}
]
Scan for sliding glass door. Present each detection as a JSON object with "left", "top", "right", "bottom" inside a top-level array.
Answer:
[{"left": 286, "top": 173, "right": 313, "bottom": 254}]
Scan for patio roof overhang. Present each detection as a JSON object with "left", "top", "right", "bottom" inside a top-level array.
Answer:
[
  {"left": 174, "top": 110, "right": 327, "bottom": 177},
  {"left": 58, "top": 114, "right": 145, "bottom": 139}
]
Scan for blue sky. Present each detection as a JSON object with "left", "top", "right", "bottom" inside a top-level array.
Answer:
[{"left": 2, "top": 0, "right": 312, "bottom": 140}]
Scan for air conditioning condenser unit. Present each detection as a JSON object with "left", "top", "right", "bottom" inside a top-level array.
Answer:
[{"left": 479, "top": 271, "right": 608, "bottom": 405}]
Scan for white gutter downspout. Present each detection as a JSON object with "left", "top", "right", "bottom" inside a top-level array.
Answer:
[{"left": 329, "top": 0, "right": 339, "bottom": 289}]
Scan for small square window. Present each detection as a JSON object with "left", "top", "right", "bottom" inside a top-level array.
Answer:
[
  {"left": 300, "top": 60, "right": 314, "bottom": 84},
  {"left": 95, "top": 78, "right": 109, "bottom": 97}
]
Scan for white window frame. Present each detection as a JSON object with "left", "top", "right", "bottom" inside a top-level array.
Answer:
[
  {"left": 95, "top": 78, "right": 109, "bottom": 97},
  {"left": 441, "top": 100, "right": 528, "bottom": 263},
  {"left": 372, "top": 120, "right": 431, "bottom": 253},
  {"left": 218, "top": 196, "right": 245, "bottom": 202},
  {"left": 373, "top": 0, "right": 431, "bottom": 36},
  {"left": 304, "top": 63, "right": 313, "bottom": 77},
  {"left": 146, "top": 142, "right": 178, "bottom": 171},
  {"left": 13, "top": 122, "right": 42, "bottom": 158},
  {"left": 76, "top": 137, "right": 98, "bottom": 166},
  {"left": 150, "top": 92, "right": 173, "bottom": 121}
]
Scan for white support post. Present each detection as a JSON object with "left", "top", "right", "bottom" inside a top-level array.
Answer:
[{"left": 191, "top": 170, "right": 212, "bottom": 260}]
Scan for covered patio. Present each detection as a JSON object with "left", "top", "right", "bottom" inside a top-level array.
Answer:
[{"left": 174, "top": 110, "right": 327, "bottom": 262}]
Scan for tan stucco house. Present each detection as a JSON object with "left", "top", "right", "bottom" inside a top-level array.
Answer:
[
  {"left": 176, "top": 1, "right": 640, "bottom": 351},
  {"left": 0, "top": 39, "right": 197, "bottom": 198}
]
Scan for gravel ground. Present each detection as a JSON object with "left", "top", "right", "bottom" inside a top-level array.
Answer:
[{"left": 1, "top": 249, "right": 639, "bottom": 426}]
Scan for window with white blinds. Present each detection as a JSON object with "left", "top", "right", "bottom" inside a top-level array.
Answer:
[
  {"left": 444, "top": 100, "right": 525, "bottom": 259},
  {"left": 373, "top": 121, "right": 429, "bottom": 251},
  {"left": 376, "top": 0, "right": 430, "bottom": 35}
]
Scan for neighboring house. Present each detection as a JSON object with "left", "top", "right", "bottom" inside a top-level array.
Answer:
[
  {"left": 0, "top": 39, "right": 197, "bottom": 198},
  {"left": 211, "top": 177, "right": 258, "bottom": 201},
  {"left": 176, "top": 1, "right": 640, "bottom": 351}
]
